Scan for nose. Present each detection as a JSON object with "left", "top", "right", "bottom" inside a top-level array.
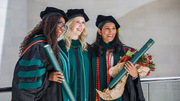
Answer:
[
  {"left": 79, "top": 23, "right": 83, "bottom": 27},
  {"left": 109, "top": 29, "right": 112, "bottom": 33},
  {"left": 109, "top": 29, "right": 116, "bottom": 34},
  {"left": 61, "top": 26, "right": 65, "bottom": 32}
]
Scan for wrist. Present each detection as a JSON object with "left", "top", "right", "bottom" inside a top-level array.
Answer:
[{"left": 132, "top": 75, "right": 138, "bottom": 80}]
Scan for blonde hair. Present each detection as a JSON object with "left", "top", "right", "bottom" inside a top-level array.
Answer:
[{"left": 63, "top": 18, "right": 87, "bottom": 51}]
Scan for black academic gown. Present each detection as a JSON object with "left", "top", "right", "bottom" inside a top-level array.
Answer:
[
  {"left": 12, "top": 34, "right": 68, "bottom": 101},
  {"left": 122, "top": 75, "right": 145, "bottom": 101}
]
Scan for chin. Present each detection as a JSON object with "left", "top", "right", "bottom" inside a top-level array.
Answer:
[
  {"left": 108, "top": 39, "right": 113, "bottom": 42},
  {"left": 76, "top": 33, "right": 81, "bottom": 37},
  {"left": 58, "top": 33, "right": 62, "bottom": 37}
]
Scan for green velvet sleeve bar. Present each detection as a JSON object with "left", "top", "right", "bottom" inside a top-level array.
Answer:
[
  {"left": 44, "top": 44, "right": 76, "bottom": 101},
  {"left": 108, "top": 38, "right": 155, "bottom": 89}
]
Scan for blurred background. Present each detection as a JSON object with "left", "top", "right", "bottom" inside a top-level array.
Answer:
[{"left": 0, "top": 0, "right": 180, "bottom": 100}]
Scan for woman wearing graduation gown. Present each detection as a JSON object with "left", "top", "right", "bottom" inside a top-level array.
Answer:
[
  {"left": 92, "top": 15, "right": 145, "bottom": 101},
  {"left": 58, "top": 9, "right": 94, "bottom": 101},
  {"left": 12, "top": 7, "right": 70, "bottom": 101}
]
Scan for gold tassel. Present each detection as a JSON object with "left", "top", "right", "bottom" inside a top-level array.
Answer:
[{"left": 118, "top": 29, "right": 120, "bottom": 37}]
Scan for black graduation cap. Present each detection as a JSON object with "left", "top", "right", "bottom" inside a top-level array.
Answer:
[
  {"left": 96, "top": 15, "right": 120, "bottom": 29},
  {"left": 40, "top": 7, "right": 68, "bottom": 22},
  {"left": 66, "top": 9, "right": 89, "bottom": 22}
]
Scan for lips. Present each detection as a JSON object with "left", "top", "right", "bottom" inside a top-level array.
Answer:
[
  {"left": 59, "top": 30, "right": 62, "bottom": 34},
  {"left": 107, "top": 35, "right": 113, "bottom": 37},
  {"left": 77, "top": 28, "right": 82, "bottom": 32}
]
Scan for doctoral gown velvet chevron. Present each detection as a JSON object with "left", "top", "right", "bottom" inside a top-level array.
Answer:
[
  {"left": 58, "top": 39, "right": 94, "bottom": 101},
  {"left": 12, "top": 34, "right": 69, "bottom": 101}
]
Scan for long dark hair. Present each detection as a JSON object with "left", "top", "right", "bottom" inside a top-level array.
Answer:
[
  {"left": 93, "top": 25, "right": 123, "bottom": 56},
  {"left": 19, "top": 14, "right": 62, "bottom": 67}
]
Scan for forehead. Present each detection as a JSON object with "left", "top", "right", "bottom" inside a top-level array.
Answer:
[
  {"left": 59, "top": 17, "right": 65, "bottom": 24},
  {"left": 73, "top": 16, "right": 85, "bottom": 21},
  {"left": 103, "top": 22, "right": 115, "bottom": 27}
]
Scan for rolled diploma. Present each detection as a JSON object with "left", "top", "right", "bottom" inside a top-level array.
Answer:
[
  {"left": 44, "top": 44, "right": 76, "bottom": 101},
  {"left": 108, "top": 38, "right": 155, "bottom": 89}
]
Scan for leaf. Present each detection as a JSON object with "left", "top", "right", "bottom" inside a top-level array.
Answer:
[
  {"left": 126, "top": 50, "right": 132, "bottom": 57},
  {"left": 139, "top": 57, "right": 147, "bottom": 63}
]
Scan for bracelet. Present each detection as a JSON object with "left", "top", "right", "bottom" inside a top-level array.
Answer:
[{"left": 132, "top": 75, "right": 138, "bottom": 80}]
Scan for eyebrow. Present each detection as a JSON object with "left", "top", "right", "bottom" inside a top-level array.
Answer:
[
  {"left": 75, "top": 19, "right": 85, "bottom": 22},
  {"left": 104, "top": 26, "right": 116, "bottom": 28},
  {"left": 58, "top": 21, "right": 65, "bottom": 24}
]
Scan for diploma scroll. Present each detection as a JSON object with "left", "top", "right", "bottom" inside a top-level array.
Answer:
[
  {"left": 108, "top": 38, "right": 155, "bottom": 89},
  {"left": 44, "top": 44, "right": 76, "bottom": 101}
]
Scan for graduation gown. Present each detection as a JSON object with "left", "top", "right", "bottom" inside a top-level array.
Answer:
[
  {"left": 92, "top": 42, "right": 145, "bottom": 101},
  {"left": 58, "top": 39, "right": 94, "bottom": 101},
  {"left": 12, "top": 34, "right": 69, "bottom": 101}
]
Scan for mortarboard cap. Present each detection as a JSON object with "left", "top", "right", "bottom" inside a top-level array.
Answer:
[
  {"left": 66, "top": 9, "right": 89, "bottom": 22},
  {"left": 40, "top": 7, "right": 68, "bottom": 22},
  {"left": 96, "top": 15, "right": 120, "bottom": 29}
]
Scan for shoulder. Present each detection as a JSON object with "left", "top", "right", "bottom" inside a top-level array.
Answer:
[
  {"left": 86, "top": 42, "right": 92, "bottom": 48},
  {"left": 21, "top": 40, "right": 47, "bottom": 59},
  {"left": 122, "top": 44, "right": 131, "bottom": 48},
  {"left": 58, "top": 39, "right": 65, "bottom": 47},
  {"left": 58, "top": 39, "right": 67, "bottom": 53},
  {"left": 122, "top": 43, "right": 135, "bottom": 50},
  {"left": 25, "top": 35, "right": 47, "bottom": 52},
  {"left": 58, "top": 39, "right": 65, "bottom": 44},
  {"left": 85, "top": 42, "right": 93, "bottom": 50},
  {"left": 91, "top": 43, "right": 94, "bottom": 47},
  {"left": 122, "top": 43, "right": 137, "bottom": 54},
  {"left": 29, "top": 39, "right": 47, "bottom": 51}
]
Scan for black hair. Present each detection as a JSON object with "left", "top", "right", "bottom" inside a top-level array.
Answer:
[
  {"left": 93, "top": 25, "right": 123, "bottom": 56},
  {"left": 20, "top": 14, "right": 64, "bottom": 69}
]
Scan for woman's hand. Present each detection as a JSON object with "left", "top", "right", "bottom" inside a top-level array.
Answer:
[
  {"left": 124, "top": 61, "right": 138, "bottom": 79},
  {"left": 49, "top": 71, "right": 64, "bottom": 83}
]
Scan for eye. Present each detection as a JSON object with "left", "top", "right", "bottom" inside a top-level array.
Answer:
[
  {"left": 58, "top": 22, "right": 63, "bottom": 28},
  {"left": 82, "top": 21, "right": 85, "bottom": 24},
  {"left": 76, "top": 21, "right": 80, "bottom": 24},
  {"left": 105, "top": 27, "right": 110, "bottom": 30},
  {"left": 113, "top": 27, "right": 116, "bottom": 30}
]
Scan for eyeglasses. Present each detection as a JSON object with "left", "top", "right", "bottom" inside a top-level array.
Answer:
[{"left": 58, "top": 21, "right": 68, "bottom": 33}]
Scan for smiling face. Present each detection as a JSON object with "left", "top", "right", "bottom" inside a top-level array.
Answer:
[
  {"left": 70, "top": 16, "right": 85, "bottom": 40},
  {"left": 57, "top": 17, "right": 66, "bottom": 38},
  {"left": 98, "top": 22, "right": 116, "bottom": 43}
]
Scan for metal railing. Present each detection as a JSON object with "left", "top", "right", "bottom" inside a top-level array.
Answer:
[
  {"left": 141, "top": 76, "right": 180, "bottom": 83},
  {"left": 141, "top": 76, "right": 180, "bottom": 101},
  {"left": 0, "top": 87, "right": 11, "bottom": 92},
  {"left": 1, "top": 77, "right": 180, "bottom": 101}
]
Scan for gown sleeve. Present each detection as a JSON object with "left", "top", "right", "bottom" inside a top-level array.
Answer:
[
  {"left": 12, "top": 42, "right": 52, "bottom": 101},
  {"left": 122, "top": 75, "right": 145, "bottom": 101},
  {"left": 87, "top": 43, "right": 95, "bottom": 101},
  {"left": 121, "top": 44, "right": 145, "bottom": 101},
  {"left": 132, "top": 75, "right": 145, "bottom": 101}
]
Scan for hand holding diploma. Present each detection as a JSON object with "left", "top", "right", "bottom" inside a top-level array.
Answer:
[
  {"left": 124, "top": 61, "right": 138, "bottom": 79},
  {"left": 49, "top": 71, "right": 65, "bottom": 83}
]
